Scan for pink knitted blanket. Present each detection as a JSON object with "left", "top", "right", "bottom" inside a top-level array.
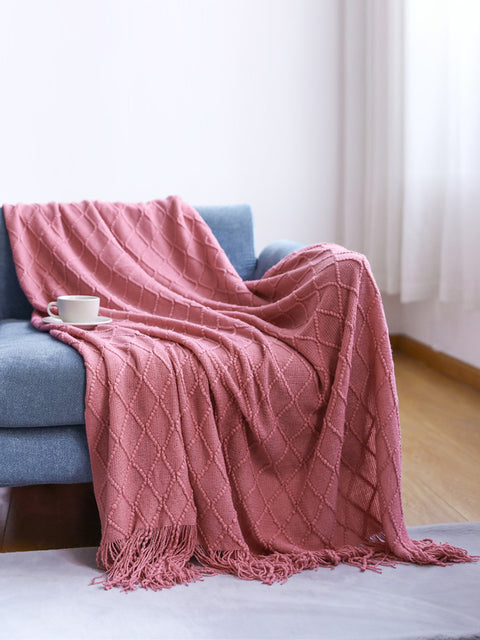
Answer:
[{"left": 4, "top": 197, "right": 474, "bottom": 590}]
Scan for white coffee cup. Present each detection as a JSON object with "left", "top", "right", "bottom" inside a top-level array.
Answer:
[{"left": 47, "top": 295, "right": 100, "bottom": 323}]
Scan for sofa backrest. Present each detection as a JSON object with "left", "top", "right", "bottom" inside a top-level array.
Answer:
[
  {"left": 195, "top": 205, "right": 257, "bottom": 281},
  {"left": 0, "top": 207, "right": 33, "bottom": 320},
  {"left": 0, "top": 203, "right": 257, "bottom": 320}
]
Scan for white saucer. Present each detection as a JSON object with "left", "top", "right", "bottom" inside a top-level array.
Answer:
[{"left": 41, "top": 315, "right": 112, "bottom": 327}]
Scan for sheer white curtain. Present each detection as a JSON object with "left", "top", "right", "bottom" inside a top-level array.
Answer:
[{"left": 337, "top": 0, "right": 480, "bottom": 309}]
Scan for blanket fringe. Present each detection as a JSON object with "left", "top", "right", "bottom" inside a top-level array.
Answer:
[
  {"left": 92, "top": 528, "right": 477, "bottom": 591},
  {"left": 194, "top": 545, "right": 392, "bottom": 584},
  {"left": 195, "top": 539, "right": 477, "bottom": 585},
  {"left": 400, "top": 538, "right": 478, "bottom": 567},
  {"left": 93, "top": 525, "right": 204, "bottom": 592}
]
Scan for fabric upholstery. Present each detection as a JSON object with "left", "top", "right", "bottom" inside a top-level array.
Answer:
[
  {"left": 195, "top": 205, "right": 257, "bottom": 280},
  {"left": 0, "top": 320, "right": 85, "bottom": 428},
  {"left": 0, "top": 425, "right": 91, "bottom": 486},
  {"left": 0, "top": 207, "right": 32, "bottom": 319},
  {"left": 253, "top": 239, "right": 305, "bottom": 279}
]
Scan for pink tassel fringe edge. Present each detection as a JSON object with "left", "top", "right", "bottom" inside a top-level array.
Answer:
[
  {"left": 93, "top": 525, "right": 205, "bottom": 592},
  {"left": 91, "top": 526, "right": 478, "bottom": 592}
]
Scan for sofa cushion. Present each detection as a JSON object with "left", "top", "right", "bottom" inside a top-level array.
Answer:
[
  {"left": 0, "top": 320, "right": 85, "bottom": 428},
  {"left": 0, "top": 425, "right": 92, "bottom": 486}
]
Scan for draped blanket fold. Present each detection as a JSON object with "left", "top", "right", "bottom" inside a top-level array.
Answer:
[{"left": 4, "top": 197, "right": 475, "bottom": 591}]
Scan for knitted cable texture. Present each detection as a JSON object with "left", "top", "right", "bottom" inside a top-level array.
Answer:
[{"left": 4, "top": 197, "right": 475, "bottom": 591}]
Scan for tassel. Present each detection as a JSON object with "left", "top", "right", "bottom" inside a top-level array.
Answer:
[
  {"left": 91, "top": 527, "right": 478, "bottom": 591},
  {"left": 194, "top": 545, "right": 389, "bottom": 584},
  {"left": 400, "top": 538, "right": 478, "bottom": 567},
  {"left": 93, "top": 525, "right": 204, "bottom": 592},
  {"left": 195, "top": 540, "right": 478, "bottom": 585}
]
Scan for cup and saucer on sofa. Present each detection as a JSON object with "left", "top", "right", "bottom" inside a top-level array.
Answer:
[{"left": 42, "top": 294, "right": 112, "bottom": 327}]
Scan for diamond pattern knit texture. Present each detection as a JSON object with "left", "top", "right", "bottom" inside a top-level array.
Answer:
[{"left": 3, "top": 197, "right": 475, "bottom": 590}]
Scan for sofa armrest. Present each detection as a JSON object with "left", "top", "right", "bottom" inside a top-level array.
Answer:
[{"left": 253, "top": 240, "right": 306, "bottom": 280}]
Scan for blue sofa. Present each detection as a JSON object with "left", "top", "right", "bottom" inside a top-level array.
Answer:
[{"left": 0, "top": 204, "right": 303, "bottom": 487}]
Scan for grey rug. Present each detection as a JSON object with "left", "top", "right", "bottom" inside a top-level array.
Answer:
[{"left": 0, "top": 523, "right": 479, "bottom": 640}]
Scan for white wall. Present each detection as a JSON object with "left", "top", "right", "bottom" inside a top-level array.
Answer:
[
  {"left": 401, "top": 301, "right": 480, "bottom": 370},
  {"left": 1, "top": 1, "right": 477, "bottom": 369},
  {"left": 381, "top": 294, "right": 480, "bottom": 369},
  {"left": 0, "top": 0, "right": 340, "bottom": 251}
]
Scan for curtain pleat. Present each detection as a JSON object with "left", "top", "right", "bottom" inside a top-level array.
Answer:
[{"left": 338, "top": 0, "right": 480, "bottom": 309}]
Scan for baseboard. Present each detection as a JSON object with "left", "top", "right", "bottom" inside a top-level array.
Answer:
[{"left": 390, "top": 334, "right": 480, "bottom": 392}]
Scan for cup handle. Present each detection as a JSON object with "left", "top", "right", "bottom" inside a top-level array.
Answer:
[{"left": 47, "top": 301, "right": 60, "bottom": 318}]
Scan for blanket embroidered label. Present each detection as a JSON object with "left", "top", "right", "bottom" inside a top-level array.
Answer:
[{"left": 4, "top": 196, "right": 475, "bottom": 591}]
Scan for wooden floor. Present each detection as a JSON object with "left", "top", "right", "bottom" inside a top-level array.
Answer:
[
  {"left": 395, "top": 352, "right": 480, "bottom": 525},
  {"left": 1, "top": 352, "right": 479, "bottom": 552}
]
